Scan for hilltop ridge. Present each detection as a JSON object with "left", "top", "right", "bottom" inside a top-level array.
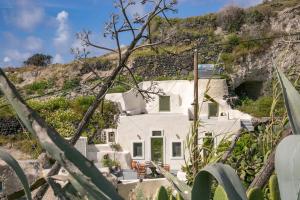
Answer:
[{"left": 1, "top": 0, "right": 300, "bottom": 101}]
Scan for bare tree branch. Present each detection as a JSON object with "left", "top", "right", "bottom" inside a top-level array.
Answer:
[
  {"left": 34, "top": 1, "right": 177, "bottom": 198},
  {"left": 77, "top": 30, "right": 117, "bottom": 53}
]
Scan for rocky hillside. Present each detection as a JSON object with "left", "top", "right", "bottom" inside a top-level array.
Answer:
[{"left": 1, "top": 0, "right": 300, "bottom": 101}]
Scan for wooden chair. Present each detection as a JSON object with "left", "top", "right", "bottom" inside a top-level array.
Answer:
[
  {"left": 163, "top": 164, "right": 170, "bottom": 172},
  {"left": 136, "top": 163, "right": 146, "bottom": 179}
]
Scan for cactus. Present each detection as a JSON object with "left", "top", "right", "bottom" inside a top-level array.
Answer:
[
  {"left": 154, "top": 186, "right": 169, "bottom": 200},
  {"left": 269, "top": 175, "right": 281, "bottom": 200},
  {"left": 213, "top": 185, "right": 228, "bottom": 200},
  {"left": 247, "top": 187, "right": 264, "bottom": 200}
]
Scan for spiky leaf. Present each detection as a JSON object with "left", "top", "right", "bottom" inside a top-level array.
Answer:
[
  {"left": 0, "top": 61, "right": 121, "bottom": 199},
  {"left": 276, "top": 67, "right": 300, "bottom": 134},
  {"left": 192, "top": 163, "right": 247, "bottom": 200},
  {"left": 275, "top": 135, "right": 300, "bottom": 200},
  {"left": 151, "top": 162, "right": 191, "bottom": 200},
  {"left": 0, "top": 149, "right": 32, "bottom": 200}
]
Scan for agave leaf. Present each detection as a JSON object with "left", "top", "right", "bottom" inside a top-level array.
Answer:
[
  {"left": 61, "top": 182, "right": 82, "bottom": 200},
  {"left": 67, "top": 173, "right": 112, "bottom": 200},
  {"left": 275, "top": 135, "right": 300, "bottom": 200},
  {"left": 154, "top": 186, "right": 169, "bottom": 200},
  {"left": 0, "top": 63, "right": 121, "bottom": 199},
  {"left": 192, "top": 163, "right": 247, "bottom": 200},
  {"left": 276, "top": 66, "right": 300, "bottom": 134},
  {"left": 151, "top": 162, "right": 192, "bottom": 200},
  {"left": 0, "top": 148, "right": 32, "bottom": 200}
]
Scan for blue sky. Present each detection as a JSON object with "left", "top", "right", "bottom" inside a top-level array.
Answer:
[{"left": 0, "top": 0, "right": 262, "bottom": 67}]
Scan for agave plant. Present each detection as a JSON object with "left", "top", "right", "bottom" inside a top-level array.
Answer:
[
  {"left": 274, "top": 67, "right": 300, "bottom": 200},
  {"left": 0, "top": 62, "right": 122, "bottom": 199}
]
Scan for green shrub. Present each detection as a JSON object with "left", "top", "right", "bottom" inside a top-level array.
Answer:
[
  {"left": 101, "top": 154, "right": 119, "bottom": 168},
  {"left": 63, "top": 78, "right": 80, "bottom": 90},
  {"left": 108, "top": 85, "right": 130, "bottom": 93},
  {"left": 24, "top": 79, "right": 54, "bottom": 95},
  {"left": 245, "top": 10, "right": 265, "bottom": 24},
  {"left": 237, "top": 96, "right": 273, "bottom": 117},
  {"left": 28, "top": 96, "right": 119, "bottom": 138},
  {"left": 217, "top": 6, "right": 245, "bottom": 32},
  {"left": 7, "top": 74, "right": 24, "bottom": 84},
  {"left": 0, "top": 134, "right": 42, "bottom": 159}
]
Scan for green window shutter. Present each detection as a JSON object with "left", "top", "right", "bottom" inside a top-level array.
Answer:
[{"left": 159, "top": 96, "right": 170, "bottom": 111}]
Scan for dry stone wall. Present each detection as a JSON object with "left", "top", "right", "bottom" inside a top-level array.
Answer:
[{"left": 0, "top": 118, "right": 22, "bottom": 136}]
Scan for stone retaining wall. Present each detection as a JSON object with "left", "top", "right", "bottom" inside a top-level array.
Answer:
[{"left": 0, "top": 118, "right": 23, "bottom": 136}]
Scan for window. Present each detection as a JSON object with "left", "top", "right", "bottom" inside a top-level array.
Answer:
[
  {"left": 152, "top": 130, "right": 162, "bottom": 137},
  {"left": 100, "top": 132, "right": 107, "bottom": 143},
  {"left": 171, "top": 141, "right": 183, "bottom": 158},
  {"left": 159, "top": 96, "right": 170, "bottom": 112},
  {"left": 108, "top": 132, "right": 115, "bottom": 143},
  {"left": 132, "top": 141, "right": 144, "bottom": 159}
]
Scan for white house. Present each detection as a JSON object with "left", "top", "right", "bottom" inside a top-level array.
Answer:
[{"left": 101, "top": 79, "right": 251, "bottom": 171}]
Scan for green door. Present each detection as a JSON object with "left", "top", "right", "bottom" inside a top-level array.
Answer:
[
  {"left": 208, "top": 102, "right": 219, "bottom": 118},
  {"left": 151, "top": 138, "right": 164, "bottom": 163}
]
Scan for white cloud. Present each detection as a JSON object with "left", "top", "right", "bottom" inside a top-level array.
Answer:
[
  {"left": 4, "top": 49, "right": 31, "bottom": 63},
  {"left": 54, "top": 10, "right": 70, "bottom": 48},
  {"left": 7, "top": 0, "right": 45, "bottom": 31},
  {"left": 25, "top": 36, "right": 43, "bottom": 51},
  {"left": 53, "top": 54, "right": 64, "bottom": 63},
  {"left": 3, "top": 57, "right": 11, "bottom": 63}
]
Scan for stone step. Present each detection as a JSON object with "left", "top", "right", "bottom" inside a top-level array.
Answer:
[{"left": 241, "top": 120, "right": 254, "bottom": 132}]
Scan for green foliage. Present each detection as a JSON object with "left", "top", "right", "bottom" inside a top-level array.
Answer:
[
  {"left": 269, "top": 175, "right": 281, "bottom": 200},
  {"left": 24, "top": 79, "right": 54, "bottom": 95},
  {"left": 7, "top": 73, "right": 24, "bottom": 84},
  {"left": 23, "top": 53, "right": 52, "bottom": 67},
  {"left": 0, "top": 103, "right": 15, "bottom": 118},
  {"left": 101, "top": 154, "right": 119, "bottom": 168},
  {"left": 0, "top": 134, "right": 42, "bottom": 159},
  {"left": 108, "top": 84, "right": 129, "bottom": 93},
  {"left": 237, "top": 96, "right": 273, "bottom": 117},
  {"left": 217, "top": 132, "right": 264, "bottom": 187},
  {"left": 217, "top": 6, "right": 245, "bottom": 32},
  {"left": 27, "top": 96, "right": 119, "bottom": 139},
  {"left": 0, "top": 68, "right": 123, "bottom": 200},
  {"left": 245, "top": 10, "right": 265, "bottom": 24},
  {"left": 63, "top": 78, "right": 80, "bottom": 90},
  {"left": 247, "top": 187, "right": 264, "bottom": 200}
]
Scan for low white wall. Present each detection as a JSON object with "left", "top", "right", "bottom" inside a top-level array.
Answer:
[{"left": 97, "top": 151, "right": 131, "bottom": 169}]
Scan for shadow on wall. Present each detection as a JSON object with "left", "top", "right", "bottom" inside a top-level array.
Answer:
[{"left": 234, "top": 81, "right": 264, "bottom": 100}]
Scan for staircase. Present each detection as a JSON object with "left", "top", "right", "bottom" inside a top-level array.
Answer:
[{"left": 241, "top": 119, "right": 254, "bottom": 132}]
